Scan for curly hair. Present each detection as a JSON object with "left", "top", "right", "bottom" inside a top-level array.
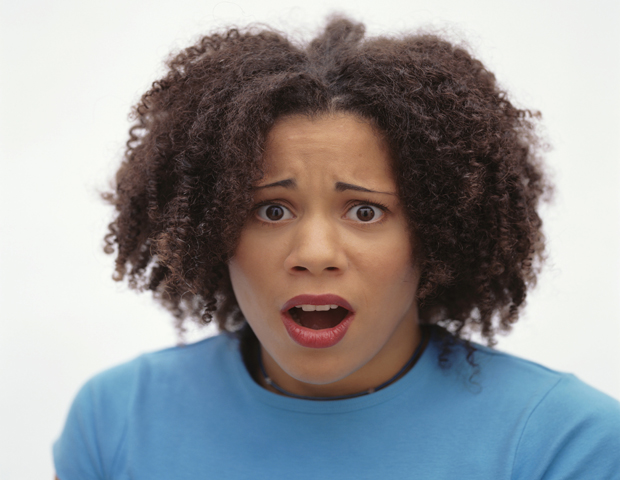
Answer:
[{"left": 104, "top": 16, "right": 550, "bottom": 362}]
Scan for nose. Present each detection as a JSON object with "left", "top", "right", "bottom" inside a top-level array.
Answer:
[{"left": 284, "top": 214, "right": 347, "bottom": 275}]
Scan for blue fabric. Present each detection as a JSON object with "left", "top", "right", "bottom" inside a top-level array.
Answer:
[{"left": 54, "top": 330, "right": 620, "bottom": 479}]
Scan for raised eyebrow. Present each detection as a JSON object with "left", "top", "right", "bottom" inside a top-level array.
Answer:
[
  {"left": 253, "top": 178, "right": 296, "bottom": 190},
  {"left": 253, "top": 179, "right": 396, "bottom": 196},
  {"left": 335, "top": 182, "right": 397, "bottom": 196}
]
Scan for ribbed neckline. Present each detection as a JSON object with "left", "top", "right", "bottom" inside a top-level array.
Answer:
[{"left": 230, "top": 329, "right": 439, "bottom": 414}]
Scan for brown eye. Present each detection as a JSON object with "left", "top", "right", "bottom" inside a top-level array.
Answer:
[
  {"left": 266, "top": 205, "right": 284, "bottom": 220},
  {"left": 356, "top": 206, "right": 375, "bottom": 221},
  {"left": 345, "top": 204, "right": 385, "bottom": 223},
  {"left": 256, "top": 204, "right": 293, "bottom": 222}
]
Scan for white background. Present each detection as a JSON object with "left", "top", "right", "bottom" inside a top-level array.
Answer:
[{"left": 1, "top": 0, "right": 619, "bottom": 478}]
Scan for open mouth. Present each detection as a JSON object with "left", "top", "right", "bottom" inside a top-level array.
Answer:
[{"left": 288, "top": 305, "right": 350, "bottom": 330}]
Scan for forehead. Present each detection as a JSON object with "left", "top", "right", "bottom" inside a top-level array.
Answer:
[{"left": 261, "top": 113, "right": 395, "bottom": 186}]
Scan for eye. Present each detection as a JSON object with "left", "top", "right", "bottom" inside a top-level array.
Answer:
[
  {"left": 345, "top": 204, "right": 385, "bottom": 223},
  {"left": 255, "top": 204, "right": 294, "bottom": 222}
]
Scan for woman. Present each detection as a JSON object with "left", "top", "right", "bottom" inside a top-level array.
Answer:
[{"left": 54, "top": 17, "right": 620, "bottom": 479}]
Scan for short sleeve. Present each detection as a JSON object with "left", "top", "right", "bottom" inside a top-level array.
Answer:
[
  {"left": 512, "top": 374, "right": 620, "bottom": 480},
  {"left": 53, "top": 359, "right": 140, "bottom": 480}
]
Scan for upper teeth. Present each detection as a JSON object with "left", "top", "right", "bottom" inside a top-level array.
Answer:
[{"left": 295, "top": 304, "right": 339, "bottom": 311}]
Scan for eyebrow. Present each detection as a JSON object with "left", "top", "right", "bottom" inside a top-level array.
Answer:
[
  {"left": 335, "top": 182, "right": 396, "bottom": 195},
  {"left": 254, "top": 178, "right": 396, "bottom": 196},
  {"left": 254, "top": 178, "right": 297, "bottom": 190}
]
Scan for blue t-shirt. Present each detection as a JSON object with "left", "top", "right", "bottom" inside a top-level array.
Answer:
[{"left": 54, "top": 330, "right": 620, "bottom": 479}]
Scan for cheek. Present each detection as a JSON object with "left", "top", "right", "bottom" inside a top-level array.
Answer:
[
  {"left": 228, "top": 231, "right": 283, "bottom": 309},
  {"left": 353, "top": 231, "right": 416, "bottom": 282},
  {"left": 228, "top": 235, "right": 262, "bottom": 310},
  {"left": 351, "top": 232, "right": 420, "bottom": 315},
  {"left": 227, "top": 258, "right": 252, "bottom": 312},
  {"left": 232, "top": 229, "right": 270, "bottom": 272},
  {"left": 367, "top": 255, "right": 419, "bottom": 305}
]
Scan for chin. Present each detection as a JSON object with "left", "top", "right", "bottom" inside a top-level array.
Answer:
[{"left": 277, "top": 348, "right": 362, "bottom": 386}]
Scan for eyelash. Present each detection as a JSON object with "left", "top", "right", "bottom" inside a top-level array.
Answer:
[
  {"left": 348, "top": 199, "right": 390, "bottom": 225},
  {"left": 252, "top": 199, "right": 390, "bottom": 225}
]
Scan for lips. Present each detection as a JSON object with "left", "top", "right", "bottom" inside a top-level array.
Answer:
[
  {"left": 280, "top": 294, "right": 355, "bottom": 348},
  {"left": 281, "top": 294, "right": 354, "bottom": 313},
  {"left": 289, "top": 306, "right": 349, "bottom": 330}
]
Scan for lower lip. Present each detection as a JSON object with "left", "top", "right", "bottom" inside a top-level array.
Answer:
[{"left": 281, "top": 311, "right": 355, "bottom": 348}]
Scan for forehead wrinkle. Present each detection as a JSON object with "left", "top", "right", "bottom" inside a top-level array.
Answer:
[
  {"left": 260, "top": 114, "right": 398, "bottom": 195},
  {"left": 253, "top": 178, "right": 398, "bottom": 198}
]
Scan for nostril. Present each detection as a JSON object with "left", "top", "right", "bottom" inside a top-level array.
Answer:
[{"left": 291, "top": 266, "right": 338, "bottom": 272}]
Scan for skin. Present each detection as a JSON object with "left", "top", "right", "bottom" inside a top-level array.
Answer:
[{"left": 228, "top": 113, "right": 422, "bottom": 398}]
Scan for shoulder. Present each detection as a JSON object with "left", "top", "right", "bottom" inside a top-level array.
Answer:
[
  {"left": 471, "top": 343, "right": 619, "bottom": 412},
  {"left": 436, "top": 333, "right": 614, "bottom": 402},
  {"left": 512, "top": 371, "right": 620, "bottom": 479},
  {"left": 457, "top": 341, "right": 620, "bottom": 424},
  {"left": 86, "top": 333, "right": 238, "bottom": 390},
  {"left": 445, "top": 340, "right": 620, "bottom": 479},
  {"left": 53, "top": 334, "right": 240, "bottom": 479},
  {"left": 426, "top": 333, "right": 620, "bottom": 424}
]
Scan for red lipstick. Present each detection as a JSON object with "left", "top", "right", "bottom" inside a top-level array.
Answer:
[{"left": 280, "top": 294, "right": 355, "bottom": 348}]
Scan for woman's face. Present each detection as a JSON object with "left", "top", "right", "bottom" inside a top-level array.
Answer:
[{"left": 228, "top": 113, "right": 421, "bottom": 397}]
